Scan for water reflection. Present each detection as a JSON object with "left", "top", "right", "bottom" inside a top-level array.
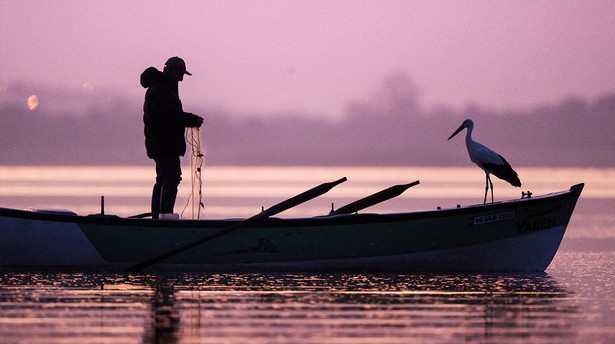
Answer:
[
  {"left": 0, "top": 272, "right": 577, "bottom": 343},
  {"left": 152, "top": 276, "right": 179, "bottom": 344}
]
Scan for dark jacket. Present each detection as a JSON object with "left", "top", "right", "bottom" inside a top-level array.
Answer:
[{"left": 140, "top": 67, "right": 200, "bottom": 159}]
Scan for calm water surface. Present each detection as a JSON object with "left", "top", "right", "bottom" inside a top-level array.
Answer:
[
  {"left": 0, "top": 166, "right": 614, "bottom": 343},
  {"left": 1, "top": 165, "right": 614, "bottom": 218}
]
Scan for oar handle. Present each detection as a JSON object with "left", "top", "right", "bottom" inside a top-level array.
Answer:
[
  {"left": 127, "top": 177, "right": 347, "bottom": 271},
  {"left": 332, "top": 180, "right": 419, "bottom": 215},
  {"left": 128, "top": 212, "right": 155, "bottom": 219}
]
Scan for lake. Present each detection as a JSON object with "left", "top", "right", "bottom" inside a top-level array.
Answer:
[{"left": 0, "top": 165, "right": 614, "bottom": 343}]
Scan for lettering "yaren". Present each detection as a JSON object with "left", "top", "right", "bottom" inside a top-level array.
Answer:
[{"left": 516, "top": 217, "right": 556, "bottom": 233}]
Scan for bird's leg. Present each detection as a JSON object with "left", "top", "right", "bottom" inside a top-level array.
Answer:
[
  {"left": 483, "top": 174, "right": 489, "bottom": 204},
  {"left": 488, "top": 175, "right": 494, "bottom": 203}
]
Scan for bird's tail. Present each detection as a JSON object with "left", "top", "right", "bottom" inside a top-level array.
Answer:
[
  {"left": 489, "top": 155, "right": 522, "bottom": 187},
  {"left": 507, "top": 174, "right": 522, "bottom": 187}
]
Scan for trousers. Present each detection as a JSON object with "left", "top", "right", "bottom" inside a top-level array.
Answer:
[{"left": 151, "top": 156, "right": 182, "bottom": 216}]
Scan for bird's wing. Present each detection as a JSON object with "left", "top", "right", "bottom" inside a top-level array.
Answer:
[{"left": 468, "top": 142, "right": 504, "bottom": 167}]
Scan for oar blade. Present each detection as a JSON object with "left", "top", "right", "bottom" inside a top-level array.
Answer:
[
  {"left": 265, "top": 177, "right": 347, "bottom": 216},
  {"left": 332, "top": 180, "right": 419, "bottom": 215}
]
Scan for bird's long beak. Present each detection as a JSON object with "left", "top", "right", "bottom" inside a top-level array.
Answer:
[{"left": 447, "top": 124, "right": 465, "bottom": 141}]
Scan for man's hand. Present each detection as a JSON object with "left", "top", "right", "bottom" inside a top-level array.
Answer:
[{"left": 185, "top": 113, "right": 204, "bottom": 127}]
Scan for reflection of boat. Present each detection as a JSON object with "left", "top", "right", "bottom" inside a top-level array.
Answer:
[
  {"left": 0, "top": 271, "right": 578, "bottom": 343},
  {"left": 0, "top": 183, "right": 583, "bottom": 272}
]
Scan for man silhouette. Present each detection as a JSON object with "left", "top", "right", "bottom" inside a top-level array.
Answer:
[{"left": 140, "top": 56, "right": 203, "bottom": 219}]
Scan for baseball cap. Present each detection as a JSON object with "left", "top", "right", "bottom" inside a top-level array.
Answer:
[{"left": 164, "top": 56, "right": 192, "bottom": 76}]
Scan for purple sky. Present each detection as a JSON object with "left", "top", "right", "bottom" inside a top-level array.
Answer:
[{"left": 2, "top": 1, "right": 615, "bottom": 119}]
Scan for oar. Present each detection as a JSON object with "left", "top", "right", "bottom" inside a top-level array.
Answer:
[
  {"left": 128, "top": 212, "right": 155, "bottom": 219},
  {"left": 127, "top": 177, "right": 347, "bottom": 271},
  {"left": 330, "top": 180, "right": 419, "bottom": 215}
]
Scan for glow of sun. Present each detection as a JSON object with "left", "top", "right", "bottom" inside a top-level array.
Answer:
[{"left": 27, "top": 95, "right": 39, "bottom": 110}]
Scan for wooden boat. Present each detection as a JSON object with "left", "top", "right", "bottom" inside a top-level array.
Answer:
[{"left": 0, "top": 180, "right": 584, "bottom": 272}]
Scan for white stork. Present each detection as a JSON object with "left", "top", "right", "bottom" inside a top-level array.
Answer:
[{"left": 447, "top": 119, "right": 521, "bottom": 204}]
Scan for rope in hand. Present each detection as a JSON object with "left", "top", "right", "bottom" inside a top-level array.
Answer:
[{"left": 182, "top": 127, "right": 205, "bottom": 219}]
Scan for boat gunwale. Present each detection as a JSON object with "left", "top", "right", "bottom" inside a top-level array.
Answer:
[{"left": 0, "top": 183, "right": 584, "bottom": 229}]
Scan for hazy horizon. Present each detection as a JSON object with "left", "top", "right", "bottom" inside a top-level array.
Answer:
[{"left": 1, "top": 73, "right": 614, "bottom": 167}]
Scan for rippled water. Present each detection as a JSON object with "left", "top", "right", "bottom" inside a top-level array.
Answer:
[
  {"left": 1, "top": 166, "right": 614, "bottom": 342},
  {"left": 1, "top": 252, "right": 613, "bottom": 343}
]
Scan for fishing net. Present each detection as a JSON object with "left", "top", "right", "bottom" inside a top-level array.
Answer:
[{"left": 182, "top": 127, "right": 205, "bottom": 219}]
